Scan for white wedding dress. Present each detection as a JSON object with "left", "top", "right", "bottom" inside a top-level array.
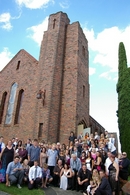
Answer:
[{"left": 60, "top": 169, "right": 69, "bottom": 190}]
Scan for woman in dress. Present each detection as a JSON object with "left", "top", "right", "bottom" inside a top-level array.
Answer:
[
  {"left": 99, "top": 133, "right": 105, "bottom": 143},
  {"left": 93, "top": 151, "right": 102, "bottom": 171},
  {"left": 80, "top": 151, "right": 86, "bottom": 165},
  {"left": 64, "top": 149, "right": 70, "bottom": 165},
  {"left": 58, "top": 149, "right": 65, "bottom": 166},
  {"left": 89, "top": 143, "right": 98, "bottom": 153},
  {"left": 82, "top": 145, "right": 88, "bottom": 156},
  {"left": 94, "top": 139, "right": 99, "bottom": 148},
  {"left": 92, "top": 169, "right": 101, "bottom": 186},
  {"left": 85, "top": 151, "right": 92, "bottom": 171},
  {"left": 61, "top": 143, "right": 66, "bottom": 151},
  {"left": 15, "top": 140, "right": 22, "bottom": 152},
  {"left": 22, "top": 159, "right": 30, "bottom": 182},
  {"left": 40, "top": 146, "right": 48, "bottom": 167},
  {"left": 0, "top": 140, "right": 14, "bottom": 169},
  {"left": 90, "top": 169, "right": 101, "bottom": 195},
  {"left": 108, "top": 155, "right": 119, "bottom": 195},
  {"left": 91, "top": 148, "right": 97, "bottom": 164},
  {"left": 60, "top": 163, "right": 73, "bottom": 190},
  {"left": 68, "top": 141, "right": 74, "bottom": 156}
]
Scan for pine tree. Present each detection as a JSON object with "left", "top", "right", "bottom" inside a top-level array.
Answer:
[{"left": 117, "top": 42, "right": 130, "bottom": 157}]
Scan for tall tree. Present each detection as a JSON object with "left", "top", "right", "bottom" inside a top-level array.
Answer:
[{"left": 117, "top": 42, "right": 130, "bottom": 157}]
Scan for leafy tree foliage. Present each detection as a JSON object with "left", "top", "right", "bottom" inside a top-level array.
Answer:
[{"left": 117, "top": 42, "right": 130, "bottom": 157}]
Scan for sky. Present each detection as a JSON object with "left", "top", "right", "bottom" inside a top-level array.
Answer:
[{"left": 0, "top": 0, "right": 130, "bottom": 145}]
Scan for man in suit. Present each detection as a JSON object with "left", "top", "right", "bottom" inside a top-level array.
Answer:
[{"left": 95, "top": 170, "right": 112, "bottom": 195}]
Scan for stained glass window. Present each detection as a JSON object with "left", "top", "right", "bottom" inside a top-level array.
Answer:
[{"left": 5, "top": 83, "right": 18, "bottom": 124}]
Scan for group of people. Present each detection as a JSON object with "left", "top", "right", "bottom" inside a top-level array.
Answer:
[{"left": 0, "top": 131, "right": 130, "bottom": 195}]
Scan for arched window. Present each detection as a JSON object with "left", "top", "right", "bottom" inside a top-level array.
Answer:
[
  {"left": 0, "top": 92, "right": 7, "bottom": 124},
  {"left": 14, "top": 89, "right": 24, "bottom": 124},
  {"left": 5, "top": 83, "right": 18, "bottom": 124},
  {"left": 82, "top": 45, "right": 85, "bottom": 57},
  {"left": 53, "top": 19, "right": 56, "bottom": 29}
]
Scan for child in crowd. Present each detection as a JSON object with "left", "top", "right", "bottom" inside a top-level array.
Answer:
[
  {"left": 41, "top": 163, "right": 53, "bottom": 188},
  {"left": 86, "top": 179, "right": 97, "bottom": 195}
]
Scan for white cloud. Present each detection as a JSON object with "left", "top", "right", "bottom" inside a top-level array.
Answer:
[
  {"left": 99, "top": 71, "right": 112, "bottom": 80},
  {"left": 83, "top": 26, "right": 130, "bottom": 79},
  {"left": 0, "top": 12, "right": 21, "bottom": 31},
  {"left": 15, "top": 0, "right": 54, "bottom": 9},
  {"left": 0, "top": 13, "right": 12, "bottom": 30},
  {"left": 99, "top": 70, "right": 118, "bottom": 81},
  {"left": 27, "top": 17, "right": 48, "bottom": 46},
  {"left": 59, "top": 0, "right": 70, "bottom": 9},
  {"left": 0, "top": 48, "right": 14, "bottom": 71},
  {"left": 89, "top": 67, "right": 96, "bottom": 75}
]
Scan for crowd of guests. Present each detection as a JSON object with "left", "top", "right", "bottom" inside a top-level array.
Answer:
[{"left": 0, "top": 131, "right": 130, "bottom": 195}]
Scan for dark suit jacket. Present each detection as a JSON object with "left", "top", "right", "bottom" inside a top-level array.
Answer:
[
  {"left": 121, "top": 158, "right": 130, "bottom": 172},
  {"left": 98, "top": 176, "right": 112, "bottom": 195}
]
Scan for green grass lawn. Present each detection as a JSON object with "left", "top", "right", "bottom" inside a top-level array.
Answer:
[{"left": 0, "top": 183, "right": 44, "bottom": 195}]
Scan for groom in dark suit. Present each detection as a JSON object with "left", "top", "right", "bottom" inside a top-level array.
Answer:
[{"left": 95, "top": 170, "right": 112, "bottom": 195}]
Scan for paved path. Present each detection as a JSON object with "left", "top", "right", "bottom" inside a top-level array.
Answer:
[
  {"left": 44, "top": 187, "right": 82, "bottom": 195},
  {"left": 0, "top": 192, "right": 10, "bottom": 195}
]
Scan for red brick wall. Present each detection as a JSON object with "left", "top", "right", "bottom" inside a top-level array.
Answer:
[
  {"left": 0, "top": 50, "right": 39, "bottom": 143},
  {"left": 77, "top": 24, "right": 89, "bottom": 128},
  {"left": 59, "top": 22, "right": 89, "bottom": 144},
  {"left": 37, "top": 12, "right": 70, "bottom": 143}
]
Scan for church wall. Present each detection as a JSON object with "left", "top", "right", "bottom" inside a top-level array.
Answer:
[
  {"left": 59, "top": 21, "right": 89, "bottom": 144},
  {"left": 59, "top": 22, "right": 78, "bottom": 143},
  {"left": 0, "top": 50, "right": 39, "bottom": 142},
  {"left": 76, "top": 24, "right": 89, "bottom": 128}
]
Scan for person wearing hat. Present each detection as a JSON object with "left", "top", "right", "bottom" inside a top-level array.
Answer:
[{"left": 119, "top": 152, "right": 130, "bottom": 181}]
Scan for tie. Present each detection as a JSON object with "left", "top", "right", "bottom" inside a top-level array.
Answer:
[{"left": 34, "top": 166, "right": 37, "bottom": 180}]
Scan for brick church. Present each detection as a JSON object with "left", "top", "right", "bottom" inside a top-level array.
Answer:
[{"left": 0, "top": 12, "right": 105, "bottom": 144}]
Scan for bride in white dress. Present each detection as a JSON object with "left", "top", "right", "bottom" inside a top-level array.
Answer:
[{"left": 60, "top": 163, "right": 73, "bottom": 190}]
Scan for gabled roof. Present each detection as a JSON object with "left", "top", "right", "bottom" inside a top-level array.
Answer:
[{"left": 0, "top": 49, "right": 38, "bottom": 73}]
